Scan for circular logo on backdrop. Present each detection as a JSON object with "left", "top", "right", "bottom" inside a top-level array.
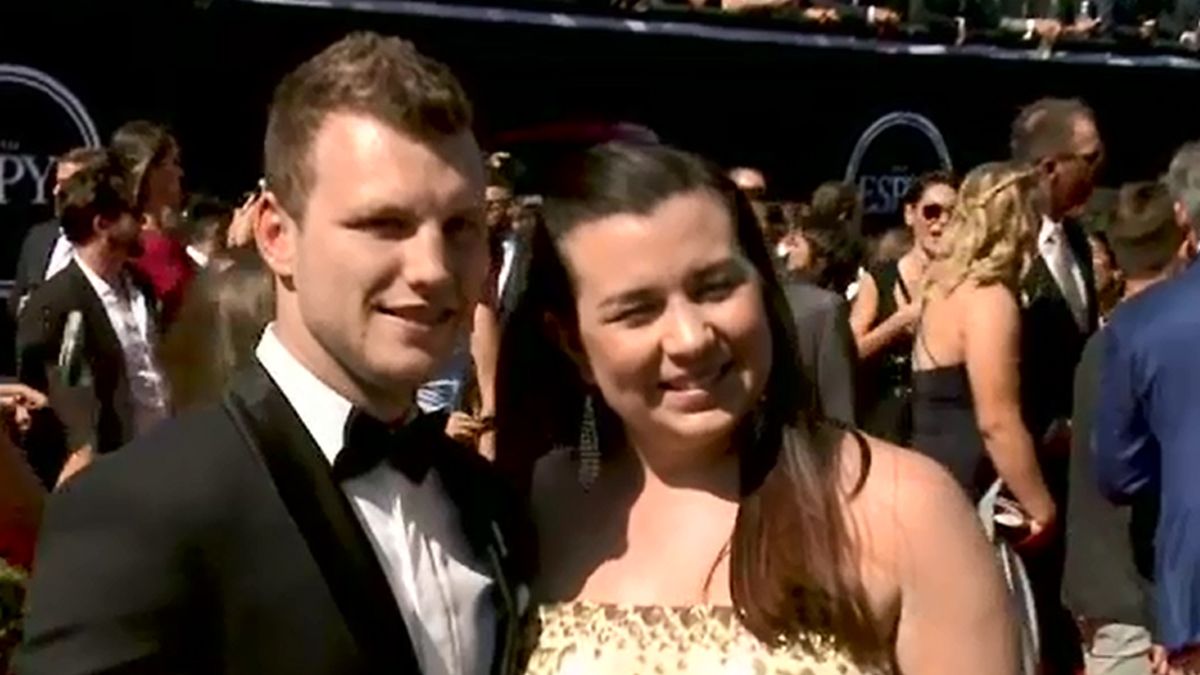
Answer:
[
  {"left": 844, "top": 112, "right": 953, "bottom": 235},
  {"left": 0, "top": 64, "right": 100, "bottom": 281}
]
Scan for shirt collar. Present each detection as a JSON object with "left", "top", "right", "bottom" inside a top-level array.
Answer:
[
  {"left": 186, "top": 245, "right": 209, "bottom": 268},
  {"left": 1039, "top": 215, "right": 1063, "bottom": 248},
  {"left": 255, "top": 324, "right": 354, "bottom": 465},
  {"left": 74, "top": 253, "right": 126, "bottom": 300}
]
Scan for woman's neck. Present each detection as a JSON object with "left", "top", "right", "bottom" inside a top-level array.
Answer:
[{"left": 624, "top": 432, "right": 741, "bottom": 501}]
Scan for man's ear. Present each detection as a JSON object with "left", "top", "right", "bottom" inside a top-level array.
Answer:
[
  {"left": 1175, "top": 200, "right": 1191, "bottom": 231},
  {"left": 1039, "top": 157, "right": 1058, "bottom": 179},
  {"left": 255, "top": 191, "right": 298, "bottom": 280},
  {"left": 90, "top": 213, "right": 108, "bottom": 240},
  {"left": 542, "top": 311, "right": 595, "bottom": 386}
]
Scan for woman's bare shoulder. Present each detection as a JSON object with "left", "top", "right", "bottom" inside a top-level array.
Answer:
[{"left": 840, "top": 432, "right": 981, "bottom": 539}]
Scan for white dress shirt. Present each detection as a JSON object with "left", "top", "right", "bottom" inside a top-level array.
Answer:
[
  {"left": 185, "top": 245, "right": 209, "bottom": 268},
  {"left": 45, "top": 233, "right": 74, "bottom": 280},
  {"left": 75, "top": 255, "right": 170, "bottom": 434},
  {"left": 1038, "top": 216, "right": 1089, "bottom": 329},
  {"left": 256, "top": 326, "right": 495, "bottom": 675}
]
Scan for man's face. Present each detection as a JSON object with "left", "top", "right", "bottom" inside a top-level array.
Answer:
[
  {"left": 101, "top": 210, "right": 144, "bottom": 258},
  {"left": 1049, "top": 115, "right": 1104, "bottom": 217},
  {"left": 266, "top": 112, "right": 488, "bottom": 409},
  {"left": 53, "top": 160, "right": 82, "bottom": 198},
  {"left": 485, "top": 184, "right": 514, "bottom": 232}
]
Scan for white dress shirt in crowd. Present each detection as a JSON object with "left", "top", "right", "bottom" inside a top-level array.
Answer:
[
  {"left": 75, "top": 255, "right": 170, "bottom": 434},
  {"left": 1038, "top": 216, "right": 1089, "bottom": 329},
  {"left": 45, "top": 233, "right": 74, "bottom": 280},
  {"left": 185, "top": 245, "right": 209, "bottom": 268},
  {"left": 256, "top": 326, "right": 495, "bottom": 675}
]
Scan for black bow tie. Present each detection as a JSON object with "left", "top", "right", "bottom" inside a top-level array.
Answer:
[{"left": 333, "top": 408, "right": 439, "bottom": 483}]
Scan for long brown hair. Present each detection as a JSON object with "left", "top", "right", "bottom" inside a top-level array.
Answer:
[
  {"left": 158, "top": 249, "right": 274, "bottom": 411},
  {"left": 495, "top": 143, "right": 884, "bottom": 663}
]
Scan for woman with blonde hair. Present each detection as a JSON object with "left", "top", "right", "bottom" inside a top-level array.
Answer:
[{"left": 911, "top": 162, "right": 1056, "bottom": 535}]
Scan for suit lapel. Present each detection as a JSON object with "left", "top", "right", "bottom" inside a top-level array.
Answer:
[
  {"left": 34, "top": 223, "right": 60, "bottom": 283},
  {"left": 222, "top": 365, "right": 420, "bottom": 675},
  {"left": 431, "top": 436, "right": 528, "bottom": 675},
  {"left": 65, "top": 261, "right": 138, "bottom": 440},
  {"left": 1063, "top": 219, "right": 1099, "bottom": 330},
  {"left": 64, "top": 262, "right": 124, "bottom": 363}
]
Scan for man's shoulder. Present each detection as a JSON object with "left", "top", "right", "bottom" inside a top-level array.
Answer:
[
  {"left": 54, "top": 404, "right": 258, "bottom": 517},
  {"left": 1109, "top": 270, "right": 1200, "bottom": 341},
  {"left": 18, "top": 219, "right": 59, "bottom": 248},
  {"left": 782, "top": 279, "right": 843, "bottom": 317}
]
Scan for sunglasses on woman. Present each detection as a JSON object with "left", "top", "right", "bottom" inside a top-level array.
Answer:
[{"left": 921, "top": 202, "right": 953, "bottom": 221}]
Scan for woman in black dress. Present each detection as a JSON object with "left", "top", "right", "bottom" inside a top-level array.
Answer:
[
  {"left": 910, "top": 162, "right": 1056, "bottom": 537},
  {"left": 850, "top": 172, "right": 956, "bottom": 445}
]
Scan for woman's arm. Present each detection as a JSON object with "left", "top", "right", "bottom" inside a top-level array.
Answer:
[
  {"left": 888, "top": 447, "right": 1020, "bottom": 674},
  {"left": 963, "top": 286, "right": 1056, "bottom": 526},
  {"left": 850, "top": 271, "right": 920, "bottom": 360}
]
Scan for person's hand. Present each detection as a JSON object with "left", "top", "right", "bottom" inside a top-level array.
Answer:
[
  {"left": 895, "top": 297, "right": 922, "bottom": 334},
  {"left": 1150, "top": 645, "right": 1170, "bottom": 675},
  {"left": 445, "top": 412, "right": 486, "bottom": 447},
  {"left": 721, "top": 0, "right": 791, "bottom": 11},
  {"left": 1042, "top": 419, "right": 1073, "bottom": 457},
  {"left": 1033, "top": 18, "right": 1064, "bottom": 41},
  {"left": 870, "top": 6, "right": 901, "bottom": 25},
  {"left": 0, "top": 383, "right": 48, "bottom": 436},
  {"left": 1017, "top": 510, "right": 1058, "bottom": 551},
  {"left": 1065, "top": 16, "right": 1100, "bottom": 36},
  {"left": 803, "top": 6, "right": 840, "bottom": 22},
  {"left": 226, "top": 190, "right": 266, "bottom": 250},
  {"left": 55, "top": 445, "right": 94, "bottom": 489}
]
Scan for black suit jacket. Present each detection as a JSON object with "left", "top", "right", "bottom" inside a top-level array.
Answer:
[
  {"left": 17, "top": 364, "right": 531, "bottom": 675},
  {"left": 1019, "top": 219, "right": 1098, "bottom": 443},
  {"left": 9, "top": 220, "right": 61, "bottom": 320},
  {"left": 783, "top": 280, "right": 858, "bottom": 426},
  {"left": 14, "top": 261, "right": 159, "bottom": 485}
]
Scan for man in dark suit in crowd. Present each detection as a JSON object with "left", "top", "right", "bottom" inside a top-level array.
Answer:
[
  {"left": 1066, "top": 181, "right": 1189, "bottom": 675},
  {"left": 15, "top": 150, "right": 168, "bottom": 489},
  {"left": 8, "top": 147, "right": 107, "bottom": 320},
  {"left": 782, "top": 280, "right": 858, "bottom": 426},
  {"left": 17, "top": 32, "right": 528, "bottom": 675},
  {"left": 775, "top": 220, "right": 858, "bottom": 426},
  {"left": 1010, "top": 96, "right": 1103, "bottom": 675},
  {"left": 1095, "top": 143, "right": 1200, "bottom": 673}
]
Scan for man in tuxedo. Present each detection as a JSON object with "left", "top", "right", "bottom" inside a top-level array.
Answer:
[
  {"left": 15, "top": 150, "right": 169, "bottom": 488},
  {"left": 18, "top": 32, "right": 528, "bottom": 675},
  {"left": 8, "top": 147, "right": 107, "bottom": 320},
  {"left": 1011, "top": 96, "right": 1103, "bottom": 675}
]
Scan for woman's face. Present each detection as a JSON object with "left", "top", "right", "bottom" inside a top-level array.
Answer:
[
  {"left": 904, "top": 183, "right": 956, "bottom": 258},
  {"left": 146, "top": 140, "right": 184, "bottom": 212},
  {"left": 557, "top": 188, "right": 774, "bottom": 458}
]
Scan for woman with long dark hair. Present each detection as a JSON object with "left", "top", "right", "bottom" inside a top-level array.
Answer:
[
  {"left": 851, "top": 172, "right": 957, "bottom": 445},
  {"left": 110, "top": 120, "right": 196, "bottom": 325},
  {"left": 497, "top": 144, "right": 1016, "bottom": 674}
]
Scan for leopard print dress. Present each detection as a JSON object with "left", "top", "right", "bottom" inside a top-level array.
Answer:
[{"left": 518, "top": 601, "right": 887, "bottom": 675}]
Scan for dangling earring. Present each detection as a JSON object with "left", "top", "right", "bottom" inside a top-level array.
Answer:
[{"left": 577, "top": 394, "right": 600, "bottom": 491}]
